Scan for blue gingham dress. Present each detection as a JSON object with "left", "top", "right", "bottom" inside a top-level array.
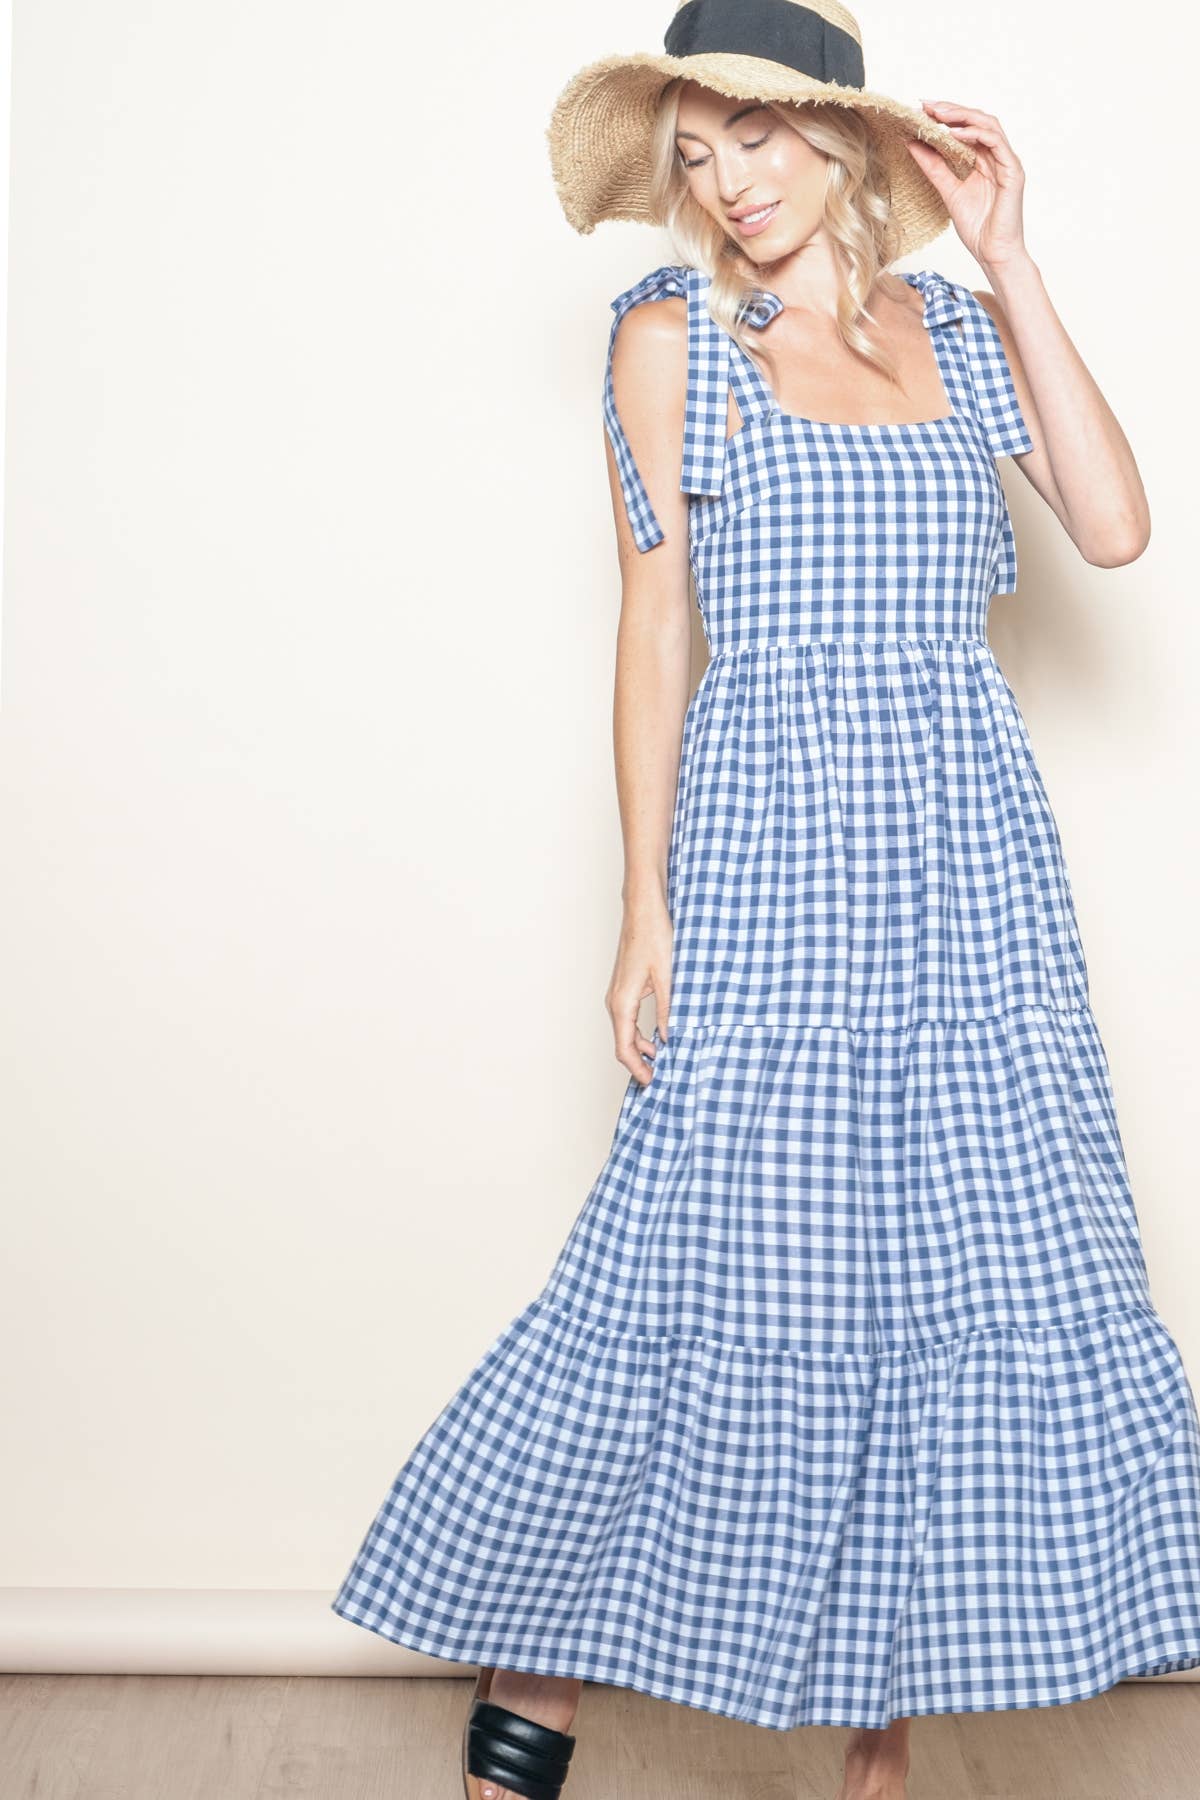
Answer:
[{"left": 331, "top": 263, "right": 1200, "bottom": 1731}]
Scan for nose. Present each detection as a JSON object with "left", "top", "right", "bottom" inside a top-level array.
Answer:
[{"left": 715, "top": 160, "right": 753, "bottom": 207}]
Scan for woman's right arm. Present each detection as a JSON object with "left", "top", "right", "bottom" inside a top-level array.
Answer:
[{"left": 602, "top": 295, "right": 694, "bottom": 1088}]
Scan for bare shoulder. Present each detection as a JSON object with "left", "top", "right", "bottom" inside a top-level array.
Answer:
[{"left": 609, "top": 292, "right": 688, "bottom": 401}]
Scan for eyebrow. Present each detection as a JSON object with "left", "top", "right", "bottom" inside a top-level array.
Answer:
[{"left": 675, "top": 102, "right": 767, "bottom": 143}]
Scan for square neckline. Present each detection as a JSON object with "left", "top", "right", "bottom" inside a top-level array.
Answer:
[{"left": 727, "top": 270, "right": 958, "bottom": 436}]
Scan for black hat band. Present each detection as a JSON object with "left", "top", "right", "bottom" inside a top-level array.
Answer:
[{"left": 663, "top": 0, "right": 866, "bottom": 90}]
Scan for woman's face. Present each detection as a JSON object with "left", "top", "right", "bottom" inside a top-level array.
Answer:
[{"left": 673, "top": 83, "right": 828, "bottom": 264}]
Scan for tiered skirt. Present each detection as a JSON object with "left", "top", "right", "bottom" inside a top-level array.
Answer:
[{"left": 331, "top": 641, "right": 1200, "bottom": 1728}]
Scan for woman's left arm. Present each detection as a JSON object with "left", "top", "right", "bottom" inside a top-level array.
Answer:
[
  {"left": 909, "top": 101, "right": 1151, "bottom": 568},
  {"left": 974, "top": 258, "right": 1150, "bottom": 566}
]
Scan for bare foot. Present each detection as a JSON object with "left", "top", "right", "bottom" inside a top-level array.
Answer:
[
  {"left": 465, "top": 1666, "right": 583, "bottom": 1800},
  {"left": 834, "top": 1717, "right": 912, "bottom": 1800}
]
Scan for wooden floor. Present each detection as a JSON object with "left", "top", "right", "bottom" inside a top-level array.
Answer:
[{"left": 3, "top": 1672, "right": 1199, "bottom": 1797}]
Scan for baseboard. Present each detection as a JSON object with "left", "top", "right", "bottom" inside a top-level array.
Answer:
[{"left": 1, "top": 1589, "right": 1195, "bottom": 1687}]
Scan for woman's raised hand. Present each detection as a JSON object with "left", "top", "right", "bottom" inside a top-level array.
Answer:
[{"left": 907, "top": 99, "right": 1028, "bottom": 271}]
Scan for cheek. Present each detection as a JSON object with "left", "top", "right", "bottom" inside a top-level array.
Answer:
[
  {"left": 687, "top": 167, "right": 723, "bottom": 210},
  {"left": 765, "top": 140, "right": 824, "bottom": 203}
]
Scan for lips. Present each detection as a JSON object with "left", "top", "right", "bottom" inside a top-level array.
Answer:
[{"left": 730, "top": 200, "right": 780, "bottom": 236}]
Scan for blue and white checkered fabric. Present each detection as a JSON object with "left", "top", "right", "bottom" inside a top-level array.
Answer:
[{"left": 330, "top": 264, "right": 1200, "bottom": 1731}]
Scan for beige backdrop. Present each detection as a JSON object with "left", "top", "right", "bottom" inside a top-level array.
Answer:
[{"left": 1, "top": 0, "right": 1196, "bottom": 1676}]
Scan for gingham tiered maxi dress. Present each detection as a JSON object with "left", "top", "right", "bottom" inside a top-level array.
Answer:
[{"left": 330, "top": 264, "right": 1200, "bottom": 1730}]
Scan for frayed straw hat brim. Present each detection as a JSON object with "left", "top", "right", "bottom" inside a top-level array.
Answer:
[{"left": 547, "top": 51, "right": 976, "bottom": 258}]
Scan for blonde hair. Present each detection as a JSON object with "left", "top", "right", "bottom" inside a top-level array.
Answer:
[{"left": 648, "top": 79, "right": 905, "bottom": 385}]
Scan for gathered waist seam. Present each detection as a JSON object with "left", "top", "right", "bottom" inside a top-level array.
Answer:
[{"left": 707, "top": 635, "right": 991, "bottom": 658}]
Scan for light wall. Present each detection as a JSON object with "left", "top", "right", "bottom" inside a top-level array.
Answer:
[{"left": 1, "top": 1, "right": 1196, "bottom": 1674}]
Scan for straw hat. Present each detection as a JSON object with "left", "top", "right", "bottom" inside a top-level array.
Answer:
[{"left": 546, "top": 0, "right": 975, "bottom": 258}]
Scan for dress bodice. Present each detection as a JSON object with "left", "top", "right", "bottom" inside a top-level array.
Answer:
[{"left": 602, "top": 263, "right": 1033, "bottom": 656}]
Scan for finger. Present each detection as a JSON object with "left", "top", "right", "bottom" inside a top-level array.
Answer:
[
  {"left": 923, "top": 103, "right": 1012, "bottom": 148},
  {"left": 613, "top": 1011, "right": 657, "bottom": 1084},
  {"left": 616, "top": 1043, "right": 654, "bottom": 1085},
  {"left": 613, "top": 1012, "right": 655, "bottom": 1058},
  {"left": 905, "top": 136, "right": 963, "bottom": 197},
  {"left": 921, "top": 100, "right": 1000, "bottom": 126},
  {"left": 941, "top": 122, "right": 1006, "bottom": 146},
  {"left": 939, "top": 122, "right": 1022, "bottom": 170}
]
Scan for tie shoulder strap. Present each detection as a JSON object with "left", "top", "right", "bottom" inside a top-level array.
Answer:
[
  {"left": 957, "top": 284, "right": 1034, "bottom": 458},
  {"left": 909, "top": 269, "right": 1030, "bottom": 594},
  {"left": 915, "top": 269, "right": 1033, "bottom": 459},
  {"left": 602, "top": 264, "right": 688, "bottom": 552},
  {"left": 602, "top": 264, "right": 734, "bottom": 552}
]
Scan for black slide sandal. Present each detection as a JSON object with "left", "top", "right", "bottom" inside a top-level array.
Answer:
[{"left": 461, "top": 1667, "right": 577, "bottom": 1800}]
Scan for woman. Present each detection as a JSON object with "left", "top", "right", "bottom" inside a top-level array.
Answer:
[{"left": 330, "top": 5, "right": 1200, "bottom": 1797}]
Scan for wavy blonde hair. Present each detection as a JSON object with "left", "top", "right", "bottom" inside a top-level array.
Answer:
[{"left": 647, "top": 79, "right": 907, "bottom": 386}]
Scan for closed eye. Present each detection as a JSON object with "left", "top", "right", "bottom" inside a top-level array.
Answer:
[{"left": 680, "top": 130, "right": 772, "bottom": 171}]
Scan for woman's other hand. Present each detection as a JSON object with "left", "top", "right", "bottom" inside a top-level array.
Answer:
[{"left": 607, "top": 895, "right": 672, "bottom": 1085}]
